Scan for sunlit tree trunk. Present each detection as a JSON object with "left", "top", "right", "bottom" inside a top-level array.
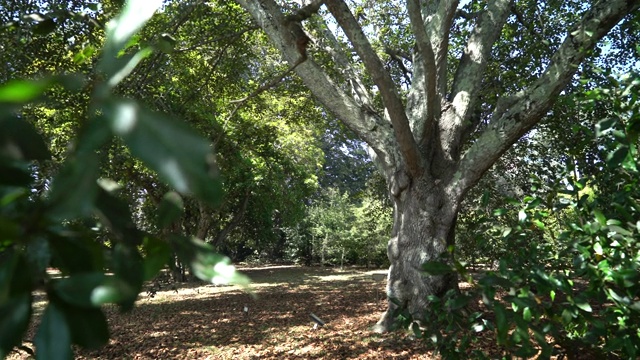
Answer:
[{"left": 376, "top": 174, "right": 460, "bottom": 330}]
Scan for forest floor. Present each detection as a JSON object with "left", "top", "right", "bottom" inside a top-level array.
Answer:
[{"left": 11, "top": 266, "right": 511, "bottom": 359}]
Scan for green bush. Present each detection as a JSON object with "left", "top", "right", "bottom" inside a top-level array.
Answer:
[{"left": 406, "top": 72, "right": 640, "bottom": 359}]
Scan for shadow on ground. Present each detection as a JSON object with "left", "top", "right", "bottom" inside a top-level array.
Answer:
[{"left": 68, "top": 266, "right": 434, "bottom": 359}]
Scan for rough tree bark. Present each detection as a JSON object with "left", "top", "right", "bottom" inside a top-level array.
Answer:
[{"left": 234, "top": 0, "right": 640, "bottom": 331}]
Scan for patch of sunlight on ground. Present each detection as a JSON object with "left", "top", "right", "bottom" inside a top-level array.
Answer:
[
  {"left": 309, "top": 269, "right": 388, "bottom": 283},
  {"left": 148, "top": 331, "right": 169, "bottom": 338}
]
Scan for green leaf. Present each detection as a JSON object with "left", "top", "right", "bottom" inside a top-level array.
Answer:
[
  {"left": 514, "top": 342, "right": 537, "bottom": 358},
  {"left": 25, "top": 236, "right": 51, "bottom": 280},
  {"left": 613, "top": 269, "right": 638, "bottom": 288},
  {"left": 52, "top": 273, "right": 135, "bottom": 308},
  {"left": 480, "top": 191, "right": 490, "bottom": 207},
  {"left": 0, "top": 79, "right": 50, "bottom": 103},
  {"left": 33, "top": 18, "right": 56, "bottom": 35},
  {"left": 0, "top": 117, "right": 51, "bottom": 160},
  {"left": 494, "top": 303, "right": 508, "bottom": 345},
  {"left": 35, "top": 302, "right": 72, "bottom": 360},
  {"left": 53, "top": 273, "right": 104, "bottom": 308},
  {"left": 0, "top": 294, "right": 31, "bottom": 357},
  {"left": 607, "top": 224, "right": 632, "bottom": 237},
  {"left": 94, "top": 186, "right": 143, "bottom": 245},
  {"left": 73, "top": 45, "right": 97, "bottom": 65},
  {"left": 0, "top": 218, "right": 20, "bottom": 253},
  {"left": 448, "top": 294, "right": 471, "bottom": 310},
  {"left": 48, "top": 234, "right": 104, "bottom": 274},
  {"left": 102, "top": 0, "right": 162, "bottom": 62},
  {"left": 91, "top": 276, "right": 131, "bottom": 306},
  {"left": 526, "top": 197, "right": 542, "bottom": 209},
  {"left": 595, "top": 117, "right": 616, "bottom": 137},
  {"left": 104, "top": 100, "right": 223, "bottom": 206},
  {"left": 75, "top": 117, "right": 112, "bottom": 154},
  {"left": 53, "top": 74, "right": 85, "bottom": 93},
  {"left": 522, "top": 307, "right": 532, "bottom": 322},
  {"left": 58, "top": 302, "right": 109, "bottom": 349},
  {"left": 158, "top": 33, "right": 177, "bottom": 53},
  {"left": 93, "top": 278, "right": 138, "bottom": 306},
  {"left": 0, "top": 188, "right": 27, "bottom": 207},
  {"left": 493, "top": 208, "right": 507, "bottom": 216},
  {"left": 607, "top": 145, "right": 629, "bottom": 168},
  {"left": 6, "top": 252, "right": 31, "bottom": 296},
  {"left": 593, "top": 242, "right": 603, "bottom": 256},
  {"left": 606, "top": 288, "right": 627, "bottom": 303},
  {"left": 576, "top": 302, "right": 592, "bottom": 312},
  {"left": 142, "top": 237, "right": 172, "bottom": 281},
  {"left": 421, "top": 261, "right": 454, "bottom": 275},
  {"left": 593, "top": 209, "right": 606, "bottom": 226},
  {"left": 100, "top": 47, "right": 153, "bottom": 93},
  {"left": 0, "top": 250, "right": 18, "bottom": 301},
  {"left": 411, "top": 322, "right": 422, "bottom": 338},
  {"left": 478, "top": 274, "right": 513, "bottom": 288},
  {"left": 0, "top": 163, "right": 33, "bottom": 186},
  {"left": 48, "top": 153, "right": 100, "bottom": 220},
  {"left": 621, "top": 149, "right": 637, "bottom": 171},
  {"left": 171, "top": 236, "right": 250, "bottom": 287},
  {"left": 156, "top": 191, "right": 184, "bottom": 229},
  {"left": 111, "top": 244, "right": 144, "bottom": 310}
]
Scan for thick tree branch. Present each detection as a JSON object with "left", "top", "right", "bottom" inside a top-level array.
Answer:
[
  {"left": 455, "top": 9, "right": 478, "bottom": 20},
  {"left": 443, "top": 0, "right": 511, "bottom": 161},
  {"left": 407, "top": 0, "right": 437, "bottom": 148},
  {"left": 450, "top": 0, "right": 640, "bottom": 201},
  {"left": 423, "top": 0, "right": 458, "bottom": 97},
  {"left": 212, "top": 188, "right": 251, "bottom": 248},
  {"left": 385, "top": 47, "right": 412, "bottom": 84},
  {"left": 235, "top": 0, "right": 398, "bottom": 172},
  {"left": 284, "top": 0, "right": 325, "bottom": 23},
  {"left": 325, "top": 0, "right": 422, "bottom": 177},
  {"left": 406, "top": 0, "right": 458, "bottom": 148},
  {"left": 317, "top": 18, "right": 377, "bottom": 111}
]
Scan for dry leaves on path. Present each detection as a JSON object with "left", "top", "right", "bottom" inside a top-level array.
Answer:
[{"left": 10, "top": 266, "right": 439, "bottom": 359}]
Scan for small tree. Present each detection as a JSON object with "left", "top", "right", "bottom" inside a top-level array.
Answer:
[{"left": 308, "top": 188, "right": 354, "bottom": 266}]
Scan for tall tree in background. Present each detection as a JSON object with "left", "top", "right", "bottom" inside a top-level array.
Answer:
[
  {"left": 0, "top": 0, "right": 326, "bottom": 263},
  {"left": 235, "top": 0, "right": 640, "bottom": 330}
]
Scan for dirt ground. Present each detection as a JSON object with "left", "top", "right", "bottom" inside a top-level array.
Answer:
[{"left": 10, "top": 266, "right": 504, "bottom": 359}]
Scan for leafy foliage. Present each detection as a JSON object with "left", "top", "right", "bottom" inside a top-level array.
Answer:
[
  {"left": 300, "top": 183, "right": 391, "bottom": 268},
  {"left": 409, "top": 72, "right": 640, "bottom": 359},
  {"left": 0, "top": 1, "right": 248, "bottom": 357}
]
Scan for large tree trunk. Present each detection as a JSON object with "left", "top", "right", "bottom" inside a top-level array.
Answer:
[{"left": 375, "top": 173, "right": 460, "bottom": 331}]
